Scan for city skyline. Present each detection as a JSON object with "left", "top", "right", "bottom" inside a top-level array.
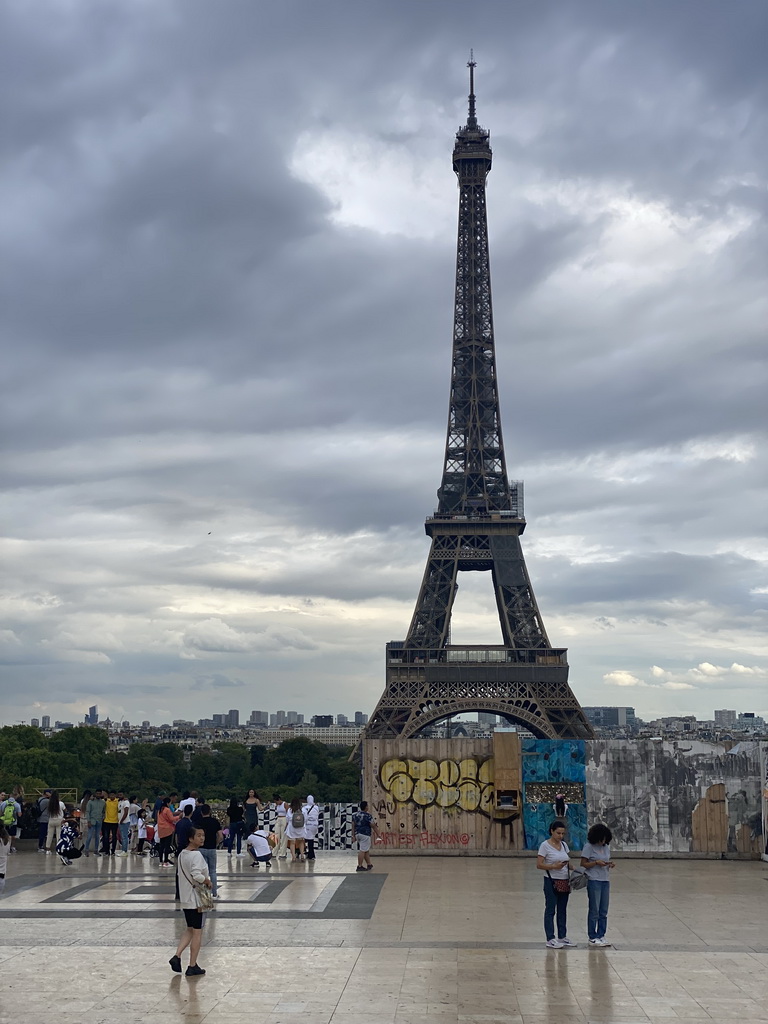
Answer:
[{"left": 2, "top": 2, "right": 766, "bottom": 728}]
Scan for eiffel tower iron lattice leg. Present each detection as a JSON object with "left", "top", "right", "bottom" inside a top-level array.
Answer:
[{"left": 359, "top": 61, "right": 592, "bottom": 749}]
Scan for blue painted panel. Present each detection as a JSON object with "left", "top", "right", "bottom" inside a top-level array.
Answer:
[{"left": 521, "top": 739, "right": 587, "bottom": 850}]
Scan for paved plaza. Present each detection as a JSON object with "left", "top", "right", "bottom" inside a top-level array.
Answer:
[{"left": 1, "top": 850, "right": 766, "bottom": 1023}]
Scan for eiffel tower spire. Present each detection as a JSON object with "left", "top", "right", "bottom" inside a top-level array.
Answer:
[{"left": 360, "top": 63, "right": 593, "bottom": 743}]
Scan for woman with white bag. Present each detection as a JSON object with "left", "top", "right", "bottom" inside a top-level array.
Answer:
[{"left": 171, "top": 828, "right": 212, "bottom": 977}]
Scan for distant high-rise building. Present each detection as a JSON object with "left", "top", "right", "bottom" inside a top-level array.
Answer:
[
  {"left": 337, "top": 714, "right": 348, "bottom": 726},
  {"left": 122, "top": 720, "right": 130, "bottom": 729},
  {"left": 41, "top": 715, "right": 50, "bottom": 729},
  {"left": 86, "top": 705, "right": 98, "bottom": 726},
  {"left": 142, "top": 720, "right": 150, "bottom": 728},
  {"left": 286, "top": 711, "right": 300, "bottom": 725},
  {"left": 312, "top": 715, "right": 333, "bottom": 728},
  {"left": 249, "top": 710, "right": 268, "bottom": 726},
  {"left": 226, "top": 709, "right": 240, "bottom": 728},
  {"left": 31, "top": 718, "right": 40, "bottom": 728},
  {"left": 583, "top": 707, "right": 635, "bottom": 729},
  {"left": 212, "top": 714, "right": 225, "bottom": 726},
  {"left": 478, "top": 713, "right": 497, "bottom": 726},
  {"left": 354, "top": 712, "right": 368, "bottom": 727},
  {"left": 737, "top": 712, "right": 765, "bottom": 731},
  {"left": 714, "top": 709, "right": 737, "bottom": 727}
]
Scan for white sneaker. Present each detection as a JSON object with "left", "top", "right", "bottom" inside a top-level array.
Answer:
[
  {"left": 590, "top": 938, "right": 611, "bottom": 947},
  {"left": 559, "top": 937, "right": 577, "bottom": 947},
  {"left": 545, "top": 938, "right": 564, "bottom": 948}
]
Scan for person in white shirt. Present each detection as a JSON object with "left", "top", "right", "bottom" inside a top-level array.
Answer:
[
  {"left": 246, "top": 828, "right": 273, "bottom": 868},
  {"left": 117, "top": 794, "right": 131, "bottom": 856},
  {"left": 536, "top": 819, "right": 576, "bottom": 948},
  {"left": 303, "top": 795, "right": 320, "bottom": 860},
  {"left": 178, "top": 791, "right": 197, "bottom": 815},
  {"left": 171, "top": 828, "right": 211, "bottom": 977},
  {"left": 272, "top": 794, "right": 288, "bottom": 859}
]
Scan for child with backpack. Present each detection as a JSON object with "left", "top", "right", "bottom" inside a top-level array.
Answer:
[
  {"left": 0, "top": 795, "right": 20, "bottom": 852},
  {"left": 284, "top": 798, "right": 306, "bottom": 861}
]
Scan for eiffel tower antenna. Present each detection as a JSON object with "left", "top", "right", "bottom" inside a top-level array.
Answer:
[{"left": 357, "top": 65, "right": 593, "bottom": 747}]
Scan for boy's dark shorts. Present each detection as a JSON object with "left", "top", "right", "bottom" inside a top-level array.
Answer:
[{"left": 183, "top": 909, "right": 204, "bottom": 929}]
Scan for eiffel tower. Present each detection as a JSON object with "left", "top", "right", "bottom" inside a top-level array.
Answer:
[{"left": 362, "top": 60, "right": 593, "bottom": 743}]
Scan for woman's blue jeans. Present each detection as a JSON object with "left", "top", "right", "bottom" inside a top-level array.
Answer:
[
  {"left": 587, "top": 879, "right": 610, "bottom": 940},
  {"left": 543, "top": 877, "right": 569, "bottom": 941}
]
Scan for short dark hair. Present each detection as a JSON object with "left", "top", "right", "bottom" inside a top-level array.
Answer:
[
  {"left": 359, "top": 801, "right": 368, "bottom": 811},
  {"left": 587, "top": 823, "right": 613, "bottom": 845},
  {"left": 183, "top": 805, "right": 193, "bottom": 817},
  {"left": 201, "top": 804, "right": 211, "bottom": 815},
  {"left": 548, "top": 819, "right": 567, "bottom": 834}
]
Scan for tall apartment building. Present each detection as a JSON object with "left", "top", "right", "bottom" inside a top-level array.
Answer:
[
  {"left": 354, "top": 712, "right": 368, "bottom": 727},
  {"left": 714, "top": 709, "right": 737, "bottom": 727},
  {"left": 41, "top": 715, "right": 51, "bottom": 729}
]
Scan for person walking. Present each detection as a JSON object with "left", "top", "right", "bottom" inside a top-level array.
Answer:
[
  {"left": 272, "top": 794, "right": 288, "bottom": 859},
  {"left": 198, "top": 805, "right": 223, "bottom": 898},
  {"left": 537, "top": 819, "right": 576, "bottom": 948},
  {"left": 170, "top": 828, "right": 211, "bottom": 977},
  {"left": 243, "top": 790, "right": 262, "bottom": 833},
  {"left": 37, "top": 790, "right": 52, "bottom": 852},
  {"left": 157, "top": 797, "right": 181, "bottom": 867},
  {"left": 0, "top": 793, "right": 21, "bottom": 853},
  {"left": 84, "top": 789, "right": 105, "bottom": 857},
  {"left": 581, "top": 823, "right": 615, "bottom": 947},
  {"left": 45, "top": 791, "right": 66, "bottom": 854},
  {"left": 226, "top": 798, "right": 245, "bottom": 857},
  {"left": 285, "top": 798, "right": 306, "bottom": 861},
  {"left": 303, "top": 795, "right": 319, "bottom": 860},
  {"left": 102, "top": 791, "right": 120, "bottom": 855},
  {"left": 351, "top": 801, "right": 381, "bottom": 871},
  {"left": 77, "top": 790, "right": 92, "bottom": 842},
  {"left": 0, "top": 823, "right": 10, "bottom": 894}
]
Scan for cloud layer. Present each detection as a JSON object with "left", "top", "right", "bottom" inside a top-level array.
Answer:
[{"left": 1, "top": 1, "right": 766, "bottom": 725}]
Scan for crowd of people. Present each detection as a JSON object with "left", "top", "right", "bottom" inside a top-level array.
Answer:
[{"left": 0, "top": 787, "right": 323, "bottom": 869}]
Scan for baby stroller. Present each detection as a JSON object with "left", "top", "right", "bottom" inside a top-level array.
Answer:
[{"left": 143, "top": 824, "right": 160, "bottom": 859}]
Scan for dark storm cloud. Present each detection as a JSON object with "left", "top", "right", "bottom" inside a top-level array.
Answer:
[{"left": 1, "top": 0, "right": 766, "bottom": 723}]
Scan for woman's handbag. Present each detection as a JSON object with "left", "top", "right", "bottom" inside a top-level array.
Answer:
[
  {"left": 179, "top": 856, "right": 215, "bottom": 911},
  {"left": 549, "top": 873, "right": 571, "bottom": 894},
  {"left": 568, "top": 867, "right": 588, "bottom": 891}
]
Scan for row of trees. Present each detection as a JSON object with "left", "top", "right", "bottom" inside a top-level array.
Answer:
[{"left": 0, "top": 725, "right": 360, "bottom": 803}]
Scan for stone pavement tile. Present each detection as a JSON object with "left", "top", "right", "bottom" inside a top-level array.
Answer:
[{"left": 691, "top": 999, "right": 768, "bottom": 1020}]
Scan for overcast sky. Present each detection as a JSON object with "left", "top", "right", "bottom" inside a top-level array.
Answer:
[{"left": 1, "top": 0, "right": 766, "bottom": 728}]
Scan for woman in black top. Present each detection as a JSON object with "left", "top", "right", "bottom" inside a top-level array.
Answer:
[{"left": 226, "top": 798, "right": 245, "bottom": 856}]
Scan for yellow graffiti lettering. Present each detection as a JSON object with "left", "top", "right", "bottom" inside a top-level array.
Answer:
[
  {"left": 412, "top": 779, "right": 437, "bottom": 806},
  {"left": 435, "top": 785, "right": 460, "bottom": 808},
  {"left": 458, "top": 780, "right": 481, "bottom": 811},
  {"left": 388, "top": 772, "right": 414, "bottom": 803},
  {"left": 407, "top": 758, "right": 439, "bottom": 781},
  {"left": 380, "top": 758, "right": 407, "bottom": 789},
  {"left": 458, "top": 758, "right": 479, "bottom": 782},
  {"left": 439, "top": 760, "right": 460, "bottom": 786},
  {"left": 478, "top": 759, "right": 493, "bottom": 785}
]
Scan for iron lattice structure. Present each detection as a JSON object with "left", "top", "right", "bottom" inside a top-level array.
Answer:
[{"left": 362, "top": 62, "right": 593, "bottom": 744}]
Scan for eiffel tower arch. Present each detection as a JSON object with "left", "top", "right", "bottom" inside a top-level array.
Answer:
[{"left": 360, "top": 62, "right": 593, "bottom": 746}]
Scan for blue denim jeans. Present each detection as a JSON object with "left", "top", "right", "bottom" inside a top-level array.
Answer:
[
  {"left": 84, "top": 822, "right": 102, "bottom": 853},
  {"left": 119, "top": 822, "right": 130, "bottom": 852},
  {"left": 200, "top": 847, "right": 218, "bottom": 896},
  {"left": 543, "top": 877, "right": 569, "bottom": 941},
  {"left": 587, "top": 879, "right": 610, "bottom": 940}
]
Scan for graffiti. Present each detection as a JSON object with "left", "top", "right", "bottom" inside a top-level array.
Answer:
[
  {"left": 379, "top": 756, "right": 505, "bottom": 818},
  {"left": 378, "top": 831, "right": 470, "bottom": 847}
]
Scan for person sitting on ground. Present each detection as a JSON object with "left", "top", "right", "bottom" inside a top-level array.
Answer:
[{"left": 246, "top": 827, "right": 273, "bottom": 869}]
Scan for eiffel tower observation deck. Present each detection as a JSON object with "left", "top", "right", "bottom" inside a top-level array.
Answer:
[{"left": 362, "top": 60, "right": 593, "bottom": 742}]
